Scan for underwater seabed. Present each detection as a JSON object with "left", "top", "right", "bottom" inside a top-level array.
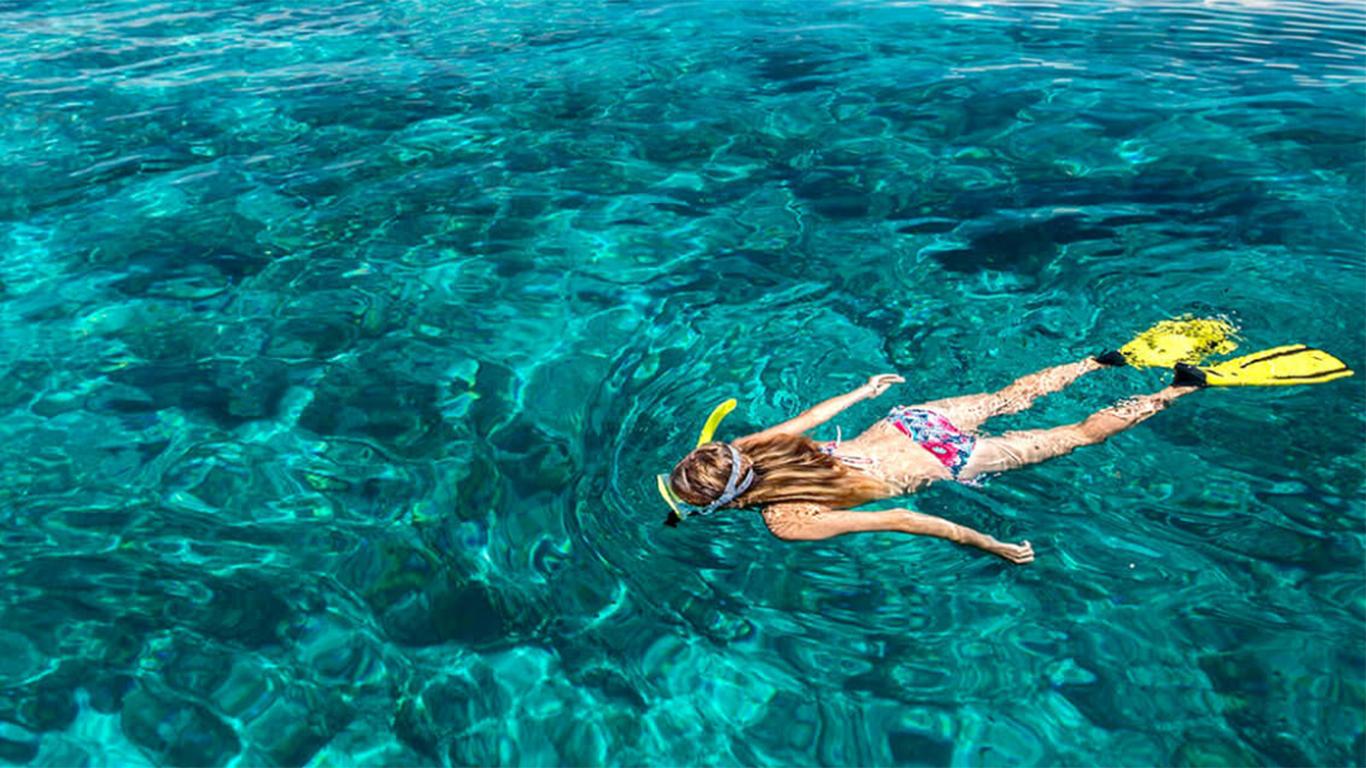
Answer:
[{"left": 0, "top": 0, "right": 1362, "bottom": 764}]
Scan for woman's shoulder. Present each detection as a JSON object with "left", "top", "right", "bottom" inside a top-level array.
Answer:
[
  {"left": 761, "top": 502, "right": 843, "bottom": 541},
  {"left": 761, "top": 502, "right": 829, "bottom": 526}
]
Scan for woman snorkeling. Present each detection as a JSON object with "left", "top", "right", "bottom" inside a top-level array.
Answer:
[{"left": 658, "top": 319, "right": 1354, "bottom": 565}]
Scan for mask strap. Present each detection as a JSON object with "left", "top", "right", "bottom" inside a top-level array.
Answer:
[{"left": 699, "top": 443, "right": 754, "bottom": 514}]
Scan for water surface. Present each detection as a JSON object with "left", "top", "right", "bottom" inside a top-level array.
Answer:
[{"left": 0, "top": 0, "right": 1363, "bottom": 764}]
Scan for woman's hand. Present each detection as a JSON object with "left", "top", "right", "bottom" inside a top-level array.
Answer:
[
  {"left": 861, "top": 373, "right": 905, "bottom": 399},
  {"left": 988, "top": 539, "right": 1035, "bottom": 565}
]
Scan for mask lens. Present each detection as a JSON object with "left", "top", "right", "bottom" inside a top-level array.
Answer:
[{"left": 655, "top": 474, "right": 687, "bottom": 518}]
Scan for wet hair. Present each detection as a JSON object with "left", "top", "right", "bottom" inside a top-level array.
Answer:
[{"left": 668, "top": 432, "right": 891, "bottom": 514}]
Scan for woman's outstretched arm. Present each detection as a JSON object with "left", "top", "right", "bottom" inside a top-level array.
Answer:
[
  {"left": 761, "top": 503, "right": 1035, "bottom": 564},
  {"left": 742, "top": 374, "right": 904, "bottom": 441}
]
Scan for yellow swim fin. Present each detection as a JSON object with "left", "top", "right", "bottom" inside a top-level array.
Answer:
[
  {"left": 1192, "top": 345, "right": 1354, "bottom": 387},
  {"left": 1119, "top": 317, "right": 1239, "bottom": 368}
]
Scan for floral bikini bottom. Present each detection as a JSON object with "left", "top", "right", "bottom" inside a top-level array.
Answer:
[{"left": 886, "top": 406, "right": 976, "bottom": 479}]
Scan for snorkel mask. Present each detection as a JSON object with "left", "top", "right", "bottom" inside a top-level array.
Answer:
[{"left": 656, "top": 399, "right": 755, "bottom": 527}]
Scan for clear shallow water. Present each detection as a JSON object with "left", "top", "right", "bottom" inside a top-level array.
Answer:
[{"left": 0, "top": 0, "right": 1363, "bottom": 764}]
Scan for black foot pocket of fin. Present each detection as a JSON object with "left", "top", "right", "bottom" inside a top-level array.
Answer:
[
  {"left": 1172, "top": 362, "right": 1209, "bottom": 388},
  {"left": 1094, "top": 350, "right": 1128, "bottom": 367}
]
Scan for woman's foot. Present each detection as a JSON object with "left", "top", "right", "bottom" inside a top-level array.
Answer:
[
  {"left": 1094, "top": 349, "right": 1129, "bottom": 367},
  {"left": 1172, "top": 362, "right": 1209, "bottom": 388}
]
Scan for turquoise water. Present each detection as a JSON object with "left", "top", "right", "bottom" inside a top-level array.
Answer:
[{"left": 0, "top": 0, "right": 1363, "bottom": 764}]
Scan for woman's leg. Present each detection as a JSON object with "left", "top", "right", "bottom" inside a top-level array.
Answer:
[
  {"left": 958, "top": 385, "right": 1195, "bottom": 480},
  {"left": 916, "top": 358, "right": 1106, "bottom": 432}
]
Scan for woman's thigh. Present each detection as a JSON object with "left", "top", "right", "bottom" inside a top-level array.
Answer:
[
  {"left": 909, "top": 393, "right": 1005, "bottom": 433},
  {"left": 959, "top": 425, "right": 1086, "bottom": 480}
]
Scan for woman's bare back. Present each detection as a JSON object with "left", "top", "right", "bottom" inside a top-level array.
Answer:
[{"left": 823, "top": 417, "right": 953, "bottom": 495}]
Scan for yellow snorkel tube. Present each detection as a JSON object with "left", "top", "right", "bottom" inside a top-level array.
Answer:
[{"left": 657, "top": 398, "right": 737, "bottom": 526}]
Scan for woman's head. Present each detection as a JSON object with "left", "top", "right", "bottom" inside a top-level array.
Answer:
[
  {"left": 667, "top": 432, "right": 891, "bottom": 515},
  {"left": 668, "top": 441, "right": 755, "bottom": 508}
]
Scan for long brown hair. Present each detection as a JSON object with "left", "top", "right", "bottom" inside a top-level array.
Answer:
[{"left": 668, "top": 432, "right": 891, "bottom": 512}]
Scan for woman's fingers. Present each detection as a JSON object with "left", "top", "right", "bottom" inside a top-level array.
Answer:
[
  {"left": 864, "top": 374, "right": 905, "bottom": 398},
  {"left": 1001, "top": 541, "right": 1034, "bottom": 564}
]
